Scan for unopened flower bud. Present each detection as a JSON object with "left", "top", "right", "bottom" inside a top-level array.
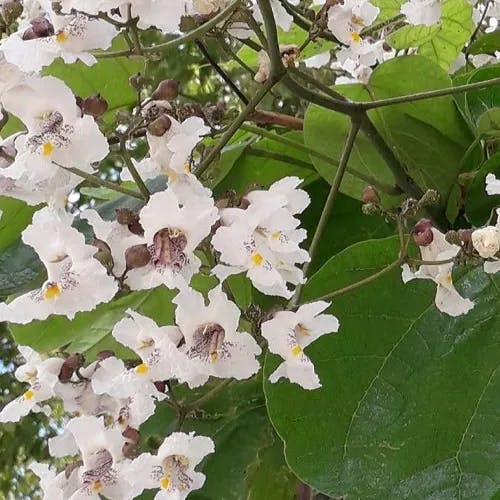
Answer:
[
  {"left": 96, "top": 350, "right": 115, "bottom": 361},
  {"left": 151, "top": 79, "right": 179, "bottom": 101},
  {"left": 116, "top": 208, "right": 137, "bottom": 225},
  {"left": 147, "top": 114, "right": 172, "bottom": 137},
  {"left": 413, "top": 218, "right": 434, "bottom": 246},
  {"left": 361, "top": 185, "right": 380, "bottom": 204},
  {"left": 418, "top": 189, "right": 440, "bottom": 207},
  {"left": 458, "top": 228, "right": 473, "bottom": 244},
  {"left": 81, "top": 94, "right": 108, "bottom": 117},
  {"left": 122, "top": 426, "right": 140, "bottom": 444},
  {"left": 1, "top": 0, "right": 22, "bottom": 25},
  {"left": 154, "top": 380, "right": 167, "bottom": 393},
  {"left": 92, "top": 238, "right": 114, "bottom": 270},
  {"left": 445, "top": 230, "right": 461, "bottom": 246},
  {"left": 25, "top": 17, "right": 54, "bottom": 39},
  {"left": 129, "top": 72, "right": 146, "bottom": 90},
  {"left": 125, "top": 244, "right": 151, "bottom": 270},
  {"left": 471, "top": 226, "right": 500, "bottom": 258},
  {"left": 361, "top": 203, "right": 381, "bottom": 216},
  {"left": 122, "top": 442, "right": 138, "bottom": 459},
  {"left": 58, "top": 353, "right": 84, "bottom": 382}
]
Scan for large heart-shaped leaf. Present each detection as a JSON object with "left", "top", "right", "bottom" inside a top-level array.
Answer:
[{"left": 265, "top": 236, "right": 500, "bottom": 498}]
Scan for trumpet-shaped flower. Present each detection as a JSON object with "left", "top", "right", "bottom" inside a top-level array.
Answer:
[
  {"left": 0, "top": 207, "right": 118, "bottom": 323},
  {"left": 261, "top": 302, "right": 339, "bottom": 390},
  {"left": 400, "top": 0, "right": 441, "bottom": 26},
  {"left": 402, "top": 228, "right": 474, "bottom": 316},
  {"left": 173, "top": 286, "right": 261, "bottom": 388},
  {"left": 126, "top": 189, "right": 218, "bottom": 290},
  {"left": 129, "top": 432, "right": 214, "bottom": 500},
  {"left": 0, "top": 346, "right": 64, "bottom": 422}
]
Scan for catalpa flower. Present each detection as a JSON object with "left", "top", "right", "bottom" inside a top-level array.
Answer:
[
  {"left": 126, "top": 188, "right": 218, "bottom": 290},
  {"left": 0, "top": 346, "right": 64, "bottom": 422},
  {"left": 30, "top": 462, "right": 80, "bottom": 500},
  {"left": 1, "top": 8, "right": 117, "bottom": 72},
  {"left": 173, "top": 286, "right": 261, "bottom": 388},
  {"left": 400, "top": 0, "right": 441, "bottom": 26},
  {"left": 52, "top": 415, "right": 139, "bottom": 499},
  {"left": 402, "top": 221, "right": 474, "bottom": 317},
  {"left": 327, "top": 0, "right": 380, "bottom": 45},
  {"left": 111, "top": 310, "right": 183, "bottom": 381},
  {"left": 212, "top": 195, "right": 310, "bottom": 298},
  {"left": 252, "top": 0, "right": 299, "bottom": 31},
  {"left": 0, "top": 207, "right": 118, "bottom": 323},
  {"left": 261, "top": 302, "right": 339, "bottom": 390},
  {"left": 471, "top": 209, "right": 500, "bottom": 275},
  {"left": 1, "top": 75, "right": 109, "bottom": 189},
  {"left": 129, "top": 432, "right": 215, "bottom": 500}
]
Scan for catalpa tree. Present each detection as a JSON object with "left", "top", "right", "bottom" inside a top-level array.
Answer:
[{"left": 0, "top": 0, "right": 499, "bottom": 499}]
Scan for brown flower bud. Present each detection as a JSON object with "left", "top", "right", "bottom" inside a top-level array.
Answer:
[
  {"left": 458, "top": 228, "right": 473, "bottom": 244},
  {"left": 58, "top": 354, "right": 84, "bottom": 382},
  {"left": 122, "top": 426, "right": 141, "bottom": 444},
  {"left": 2, "top": 0, "right": 22, "bottom": 25},
  {"left": 147, "top": 114, "right": 172, "bottom": 137},
  {"left": 361, "top": 185, "right": 380, "bottom": 204},
  {"left": 115, "top": 208, "right": 137, "bottom": 225},
  {"left": 122, "top": 442, "right": 138, "bottom": 459},
  {"left": 129, "top": 72, "right": 146, "bottom": 90},
  {"left": 151, "top": 79, "right": 179, "bottom": 101},
  {"left": 92, "top": 238, "right": 114, "bottom": 270},
  {"left": 96, "top": 350, "right": 115, "bottom": 361},
  {"left": 154, "top": 380, "right": 167, "bottom": 393},
  {"left": 413, "top": 218, "right": 434, "bottom": 246},
  {"left": 125, "top": 244, "right": 151, "bottom": 270},
  {"left": 81, "top": 94, "right": 109, "bottom": 117},
  {"left": 30, "top": 17, "right": 54, "bottom": 38}
]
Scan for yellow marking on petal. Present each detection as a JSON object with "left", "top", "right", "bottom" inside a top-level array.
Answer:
[
  {"left": 43, "top": 283, "right": 62, "bottom": 300},
  {"left": 210, "top": 352, "right": 219, "bottom": 362},
  {"left": 291, "top": 345, "right": 302, "bottom": 356},
  {"left": 444, "top": 273, "right": 453, "bottom": 285},
  {"left": 23, "top": 389, "right": 35, "bottom": 400},
  {"left": 42, "top": 141, "right": 55, "bottom": 158},
  {"left": 56, "top": 31, "right": 69, "bottom": 43},
  {"left": 160, "top": 477, "right": 170, "bottom": 490},
  {"left": 91, "top": 480, "right": 103, "bottom": 492},
  {"left": 351, "top": 31, "right": 361, "bottom": 42},
  {"left": 135, "top": 363, "right": 149, "bottom": 375},
  {"left": 271, "top": 231, "right": 281, "bottom": 240},
  {"left": 251, "top": 253, "right": 264, "bottom": 266},
  {"left": 184, "top": 163, "right": 191, "bottom": 173}
]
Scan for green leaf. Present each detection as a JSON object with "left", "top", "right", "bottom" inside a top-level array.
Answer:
[
  {"left": 465, "top": 152, "right": 500, "bottom": 226},
  {"left": 304, "top": 85, "right": 396, "bottom": 201},
  {"left": 42, "top": 36, "right": 143, "bottom": 119},
  {"left": 0, "top": 240, "right": 45, "bottom": 298},
  {"left": 372, "top": 0, "right": 405, "bottom": 20},
  {"left": 478, "top": 107, "right": 500, "bottom": 137},
  {"left": 79, "top": 186, "right": 123, "bottom": 201},
  {"left": 388, "top": 0, "right": 474, "bottom": 69},
  {"left": 265, "top": 236, "right": 500, "bottom": 498},
  {"left": 0, "top": 198, "right": 37, "bottom": 251},
  {"left": 469, "top": 30, "right": 500, "bottom": 55},
  {"left": 388, "top": 24, "right": 440, "bottom": 49},
  {"left": 215, "top": 132, "right": 318, "bottom": 196},
  {"left": 369, "top": 55, "right": 476, "bottom": 200},
  {"left": 464, "top": 64, "right": 500, "bottom": 125}
]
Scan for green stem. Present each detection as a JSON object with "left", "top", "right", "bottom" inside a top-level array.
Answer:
[
  {"left": 289, "top": 117, "right": 362, "bottom": 308},
  {"left": 185, "top": 379, "right": 233, "bottom": 410},
  {"left": 195, "top": 78, "right": 278, "bottom": 177},
  {"left": 119, "top": 137, "right": 150, "bottom": 201},
  {"left": 241, "top": 123, "right": 401, "bottom": 194},
  {"left": 144, "top": 1, "right": 241, "bottom": 54},
  {"left": 309, "top": 259, "right": 402, "bottom": 303},
  {"left": 361, "top": 77, "right": 500, "bottom": 110},
  {"left": 459, "top": 135, "right": 482, "bottom": 171},
  {"left": 54, "top": 163, "right": 144, "bottom": 200},
  {"left": 361, "top": 14, "right": 405, "bottom": 36}
]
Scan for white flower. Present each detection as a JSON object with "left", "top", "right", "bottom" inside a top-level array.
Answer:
[
  {"left": 111, "top": 310, "right": 184, "bottom": 381},
  {"left": 212, "top": 185, "right": 310, "bottom": 299},
  {"left": 173, "top": 286, "right": 261, "bottom": 388},
  {"left": 252, "top": 0, "right": 299, "bottom": 31},
  {"left": 327, "top": 0, "right": 380, "bottom": 45},
  {"left": 402, "top": 228, "right": 474, "bottom": 316},
  {"left": 30, "top": 462, "right": 80, "bottom": 500},
  {"left": 1, "top": 75, "right": 109, "bottom": 194},
  {"left": 0, "top": 51, "right": 25, "bottom": 97},
  {"left": 129, "top": 432, "right": 214, "bottom": 500},
  {"left": 401, "top": 0, "right": 441, "bottom": 26},
  {"left": 486, "top": 172, "right": 500, "bottom": 195},
  {"left": 125, "top": 188, "right": 218, "bottom": 290},
  {"left": 0, "top": 346, "right": 63, "bottom": 422},
  {"left": 60, "top": 415, "right": 138, "bottom": 499},
  {"left": 0, "top": 207, "right": 118, "bottom": 323},
  {"left": 1, "top": 10, "right": 117, "bottom": 72},
  {"left": 261, "top": 302, "right": 339, "bottom": 390},
  {"left": 191, "top": 0, "right": 231, "bottom": 15},
  {"left": 472, "top": 225, "right": 500, "bottom": 258}
]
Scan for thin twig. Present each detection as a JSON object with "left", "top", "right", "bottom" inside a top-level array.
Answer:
[{"left": 119, "top": 136, "right": 150, "bottom": 201}]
